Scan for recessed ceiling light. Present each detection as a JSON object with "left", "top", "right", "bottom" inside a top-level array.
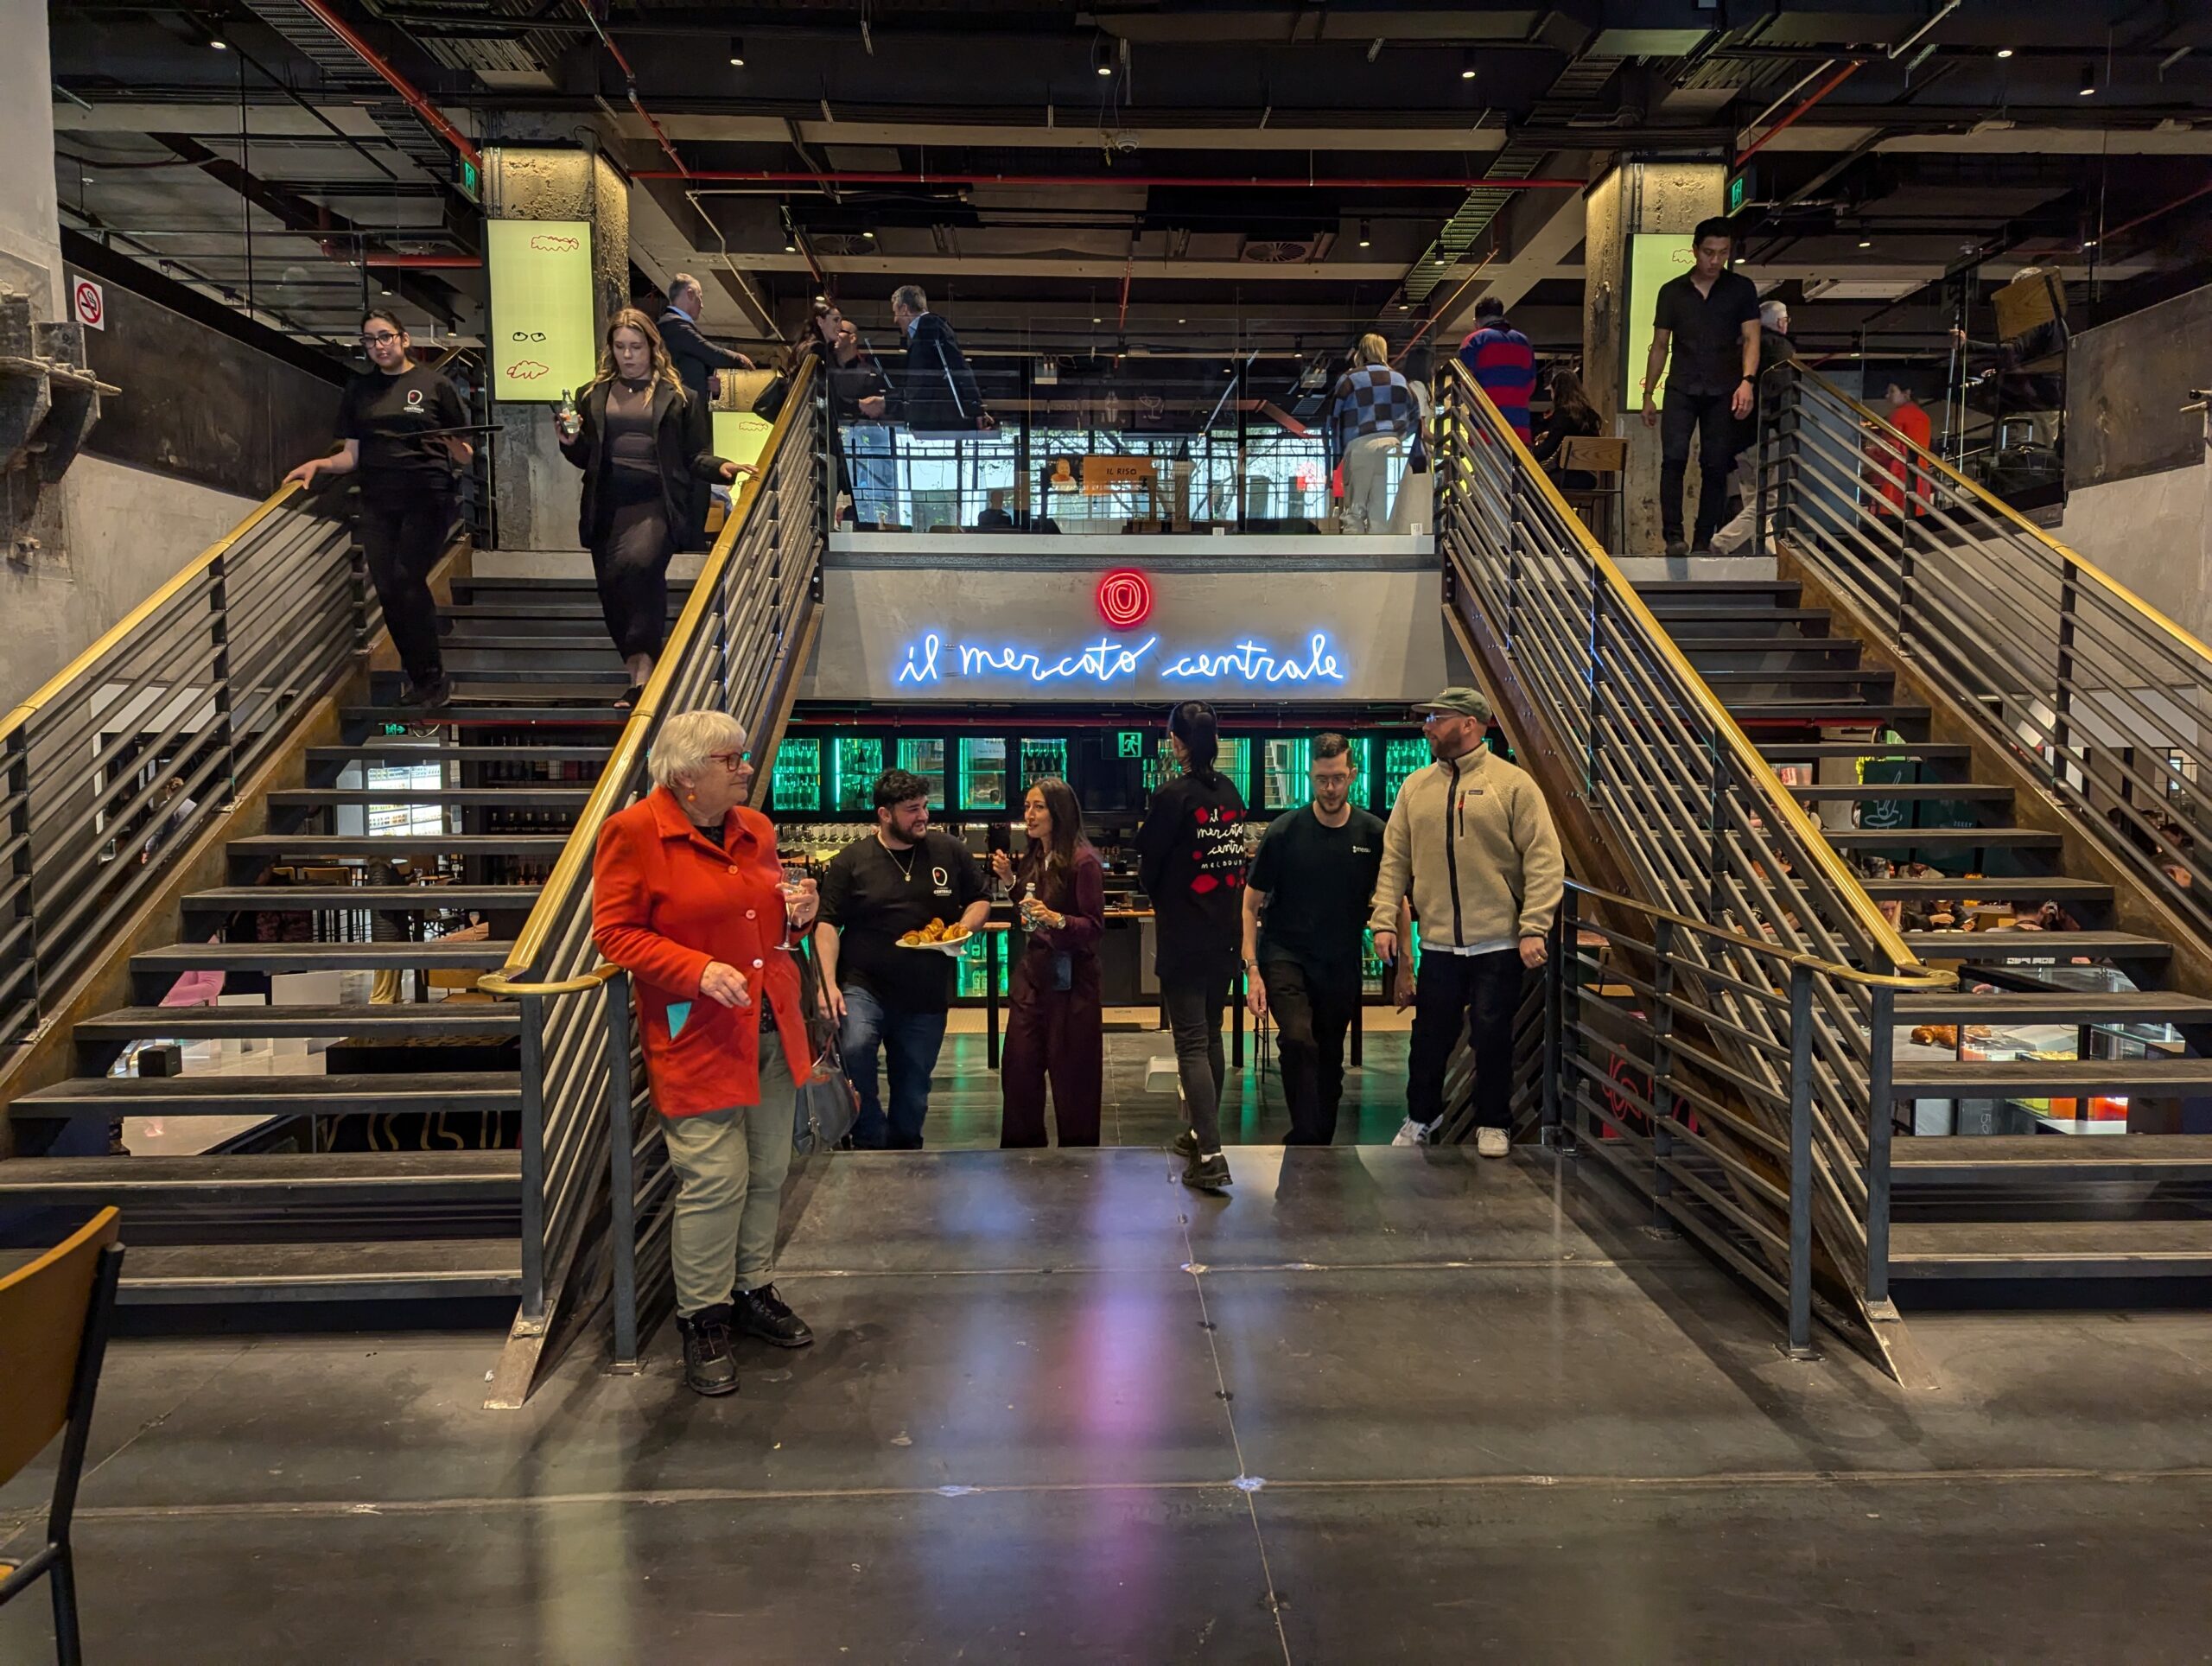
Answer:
[
  {"left": 2083, "top": 237, "right": 2100, "bottom": 249},
  {"left": 1397, "top": 302, "right": 1410, "bottom": 312},
  {"left": 861, "top": 229, "right": 875, "bottom": 239},
  {"left": 1459, "top": 51, "right": 1478, "bottom": 81},
  {"left": 1857, "top": 238, "right": 1872, "bottom": 248},
  {"left": 1092, "top": 316, "right": 1102, "bottom": 324},
  {"left": 1995, "top": 48, "right": 2015, "bottom": 60},
  {"left": 1177, "top": 317, "right": 1186, "bottom": 324},
  {"left": 209, "top": 33, "right": 228, "bottom": 49},
  {"left": 728, "top": 36, "right": 746, "bottom": 67}
]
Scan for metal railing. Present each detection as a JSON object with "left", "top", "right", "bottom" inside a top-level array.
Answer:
[
  {"left": 0, "top": 484, "right": 360, "bottom": 1046},
  {"left": 1433, "top": 360, "right": 1948, "bottom": 1341},
  {"left": 1530, "top": 881, "right": 1936, "bottom": 1357},
  {"left": 1767, "top": 364, "right": 2212, "bottom": 941},
  {"left": 478, "top": 357, "right": 822, "bottom": 1391}
]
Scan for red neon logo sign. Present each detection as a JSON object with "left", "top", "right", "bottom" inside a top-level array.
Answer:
[{"left": 1096, "top": 569, "right": 1154, "bottom": 629}]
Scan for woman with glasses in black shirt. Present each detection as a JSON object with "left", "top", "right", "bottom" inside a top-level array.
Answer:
[{"left": 283, "top": 308, "right": 471, "bottom": 710}]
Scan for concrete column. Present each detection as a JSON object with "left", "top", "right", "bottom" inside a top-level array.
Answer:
[
  {"left": 1581, "top": 161, "right": 1726, "bottom": 555},
  {"left": 482, "top": 137, "right": 631, "bottom": 552}
]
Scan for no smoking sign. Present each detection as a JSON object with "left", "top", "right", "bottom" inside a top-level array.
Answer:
[{"left": 72, "top": 277, "right": 105, "bottom": 331}]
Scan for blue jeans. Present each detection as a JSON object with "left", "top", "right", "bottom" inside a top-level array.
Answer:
[{"left": 841, "top": 985, "right": 948, "bottom": 1149}]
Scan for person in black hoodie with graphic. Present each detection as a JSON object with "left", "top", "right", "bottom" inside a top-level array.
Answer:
[{"left": 1138, "top": 701, "right": 1248, "bottom": 1191}]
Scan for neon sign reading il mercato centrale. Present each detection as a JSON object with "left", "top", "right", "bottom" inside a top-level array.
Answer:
[{"left": 893, "top": 630, "right": 1345, "bottom": 689}]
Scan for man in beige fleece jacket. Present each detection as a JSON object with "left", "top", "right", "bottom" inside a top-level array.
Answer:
[{"left": 1370, "top": 687, "right": 1564, "bottom": 1155}]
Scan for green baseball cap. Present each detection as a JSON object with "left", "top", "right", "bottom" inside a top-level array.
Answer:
[{"left": 1413, "top": 686, "right": 1492, "bottom": 719}]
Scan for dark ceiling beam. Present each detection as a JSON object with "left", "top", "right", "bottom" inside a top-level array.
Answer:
[{"left": 148, "top": 134, "right": 463, "bottom": 321}]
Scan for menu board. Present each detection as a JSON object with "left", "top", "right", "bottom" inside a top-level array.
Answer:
[{"left": 486, "top": 219, "right": 594, "bottom": 403}]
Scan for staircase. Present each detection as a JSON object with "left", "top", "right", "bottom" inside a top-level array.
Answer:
[
  {"left": 1634, "top": 566, "right": 2212, "bottom": 1284},
  {"left": 1, "top": 563, "right": 677, "bottom": 1305}
]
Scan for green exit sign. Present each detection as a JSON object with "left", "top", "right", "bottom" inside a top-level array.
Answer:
[
  {"left": 1726, "top": 169, "right": 1750, "bottom": 214},
  {"left": 455, "top": 156, "right": 480, "bottom": 205},
  {"left": 1117, "top": 730, "right": 1143, "bottom": 759},
  {"left": 381, "top": 722, "right": 410, "bottom": 736}
]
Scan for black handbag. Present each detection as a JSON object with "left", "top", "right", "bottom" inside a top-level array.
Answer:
[
  {"left": 752, "top": 371, "right": 791, "bottom": 423},
  {"left": 788, "top": 940, "right": 859, "bottom": 1153}
]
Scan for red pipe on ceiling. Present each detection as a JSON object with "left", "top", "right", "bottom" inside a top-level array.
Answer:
[
  {"left": 633, "top": 169, "right": 1587, "bottom": 191},
  {"left": 1734, "top": 59, "right": 1863, "bottom": 166},
  {"left": 293, "top": 0, "right": 481, "bottom": 171}
]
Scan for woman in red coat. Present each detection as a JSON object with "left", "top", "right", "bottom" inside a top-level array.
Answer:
[
  {"left": 593, "top": 709, "right": 818, "bottom": 1397},
  {"left": 993, "top": 776, "right": 1106, "bottom": 1147}
]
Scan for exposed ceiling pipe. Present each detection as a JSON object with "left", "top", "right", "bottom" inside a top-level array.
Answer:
[
  {"left": 1736, "top": 60, "right": 1865, "bottom": 165},
  {"left": 2092, "top": 175, "right": 2212, "bottom": 249},
  {"left": 292, "top": 0, "right": 480, "bottom": 170},
  {"left": 353, "top": 251, "right": 485, "bottom": 267},
  {"left": 633, "top": 169, "right": 1586, "bottom": 191},
  {"left": 569, "top": 0, "right": 693, "bottom": 179}
]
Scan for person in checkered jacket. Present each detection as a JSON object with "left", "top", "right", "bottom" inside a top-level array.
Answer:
[{"left": 1329, "top": 335, "right": 1421, "bottom": 532}]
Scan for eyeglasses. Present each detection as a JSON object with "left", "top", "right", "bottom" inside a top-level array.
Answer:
[
  {"left": 706, "top": 750, "right": 753, "bottom": 770},
  {"left": 361, "top": 330, "right": 402, "bottom": 346}
]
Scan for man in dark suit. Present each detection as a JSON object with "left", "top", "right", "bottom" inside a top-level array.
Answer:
[
  {"left": 658, "top": 274, "right": 755, "bottom": 548},
  {"left": 888, "top": 284, "right": 996, "bottom": 436}
]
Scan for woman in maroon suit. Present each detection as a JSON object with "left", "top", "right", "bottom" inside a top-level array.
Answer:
[{"left": 993, "top": 776, "right": 1106, "bottom": 1147}]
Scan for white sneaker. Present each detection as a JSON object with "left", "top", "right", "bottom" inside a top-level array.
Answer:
[
  {"left": 1476, "top": 1127, "right": 1510, "bottom": 1160},
  {"left": 1391, "top": 1116, "right": 1431, "bottom": 1148}
]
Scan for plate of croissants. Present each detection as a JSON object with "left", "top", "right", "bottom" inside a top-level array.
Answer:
[{"left": 896, "top": 919, "right": 973, "bottom": 954}]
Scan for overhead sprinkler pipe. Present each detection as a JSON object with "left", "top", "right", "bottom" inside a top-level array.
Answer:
[
  {"left": 1735, "top": 59, "right": 1864, "bottom": 165},
  {"left": 632, "top": 169, "right": 1586, "bottom": 192},
  {"left": 292, "top": 0, "right": 480, "bottom": 170}
]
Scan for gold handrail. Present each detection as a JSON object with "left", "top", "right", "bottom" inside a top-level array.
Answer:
[
  {"left": 1794, "top": 364, "right": 2212, "bottom": 671},
  {"left": 1562, "top": 880, "right": 1951, "bottom": 991},
  {"left": 1440, "top": 359, "right": 1929, "bottom": 978},
  {"left": 0, "top": 480, "right": 306, "bottom": 743},
  {"left": 480, "top": 353, "right": 820, "bottom": 995}
]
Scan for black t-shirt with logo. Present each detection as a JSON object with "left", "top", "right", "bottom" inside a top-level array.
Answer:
[
  {"left": 1249, "top": 804, "right": 1387, "bottom": 989},
  {"left": 335, "top": 364, "right": 468, "bottom": 503},
  {"left": 818, "top": 829, "right": 986, "bottom": 1013},
  {"left": 1137, "top": 769, "right": 1249, "bottom": 971}
]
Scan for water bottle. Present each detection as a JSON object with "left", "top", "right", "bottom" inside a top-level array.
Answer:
[{"left": 556, "top": 390, "right": 579, "bottom": 442}]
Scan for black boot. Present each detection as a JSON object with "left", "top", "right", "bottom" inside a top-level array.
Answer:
[
  {"left": 676, "top": 1302, "right": 739, "bottom": 1396},
  {"left": 732, "top": 1282, "right": 814, "bottom": 1348}
]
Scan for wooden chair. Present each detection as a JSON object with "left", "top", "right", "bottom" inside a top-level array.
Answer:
[
  {"left": 1554, "top": 435, "right": 1629, "bottom": 550},
  {"left": 0, "top": 1208, "right": 124, "bottom": 1665}
]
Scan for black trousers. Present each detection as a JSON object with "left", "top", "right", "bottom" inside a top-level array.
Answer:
[
  {"left": 1160, "top": 953, "right": 1234, "bottom": 1154},
  {"left": 1407, "top": 947, "right": 1523, "bottom": 1132},
  {"left": 1658, "top": 388, "right": 1738, "bottom": 547},
  {"left": 359, "top": 490, "right": 453, "bottom": 685},
  {"left": 591, "top": 475, "right": 675, "bottom": 662},
  {"left": 1262, "top": 957, "right": 1357, "bottom": 1145}
]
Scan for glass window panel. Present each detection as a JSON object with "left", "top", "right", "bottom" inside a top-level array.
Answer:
[
  {"left": 770, "top": 738, "right": 822, "bottom": 813},
  {"left": 958, "top": 738, "right": 1007, "bottom": 811},
  {"left": 830, "top": 737, "right": 883, "bottom": 812},
  {"left": 897, "top": 738, "right": 947, "bottom": 809}
]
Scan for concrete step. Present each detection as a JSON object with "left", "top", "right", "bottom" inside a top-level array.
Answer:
[
  {"left": 1898, "top": 930, "right": 2173, "bottom": 963},
  {"left": 108, "top": 1237, "right": 524, "bottom": 1304},
  {"left": 0, "top": 1150, "right": 522, "bottom": 1208},
  {"left": 1895, "top": 990, "right": 2212, "bottom": 1026},
  {"left": 1892, "top": 1057, "right": 2212, "bottom": 1098},
  {"left": 181, "top": 885, "right": 542, "bottom": 913},
  {"left": 11, "top": 1071, "right": 522, "bottom": 1120},
  {"left": 1889, "top": 1219, "right": 2212, "bottom": 1279},
  {"left": 1826, "top": 827, "right": 2061, "bottom": 852},
  {"left": 1860, "top": 876, "right": 2110, "bottom": 905},
  {"left": 1890, "top": 1135, "right": 2212, "bottom": 1185},
  {"left": 1789, "top": 782, "right": 2011, "bottom": 801},
  {"left": 73, "top": 1002, "right": 522, "bottom": 1043},
  {"left": 268, "top": 788, "right": 592, "bottom": 811}
]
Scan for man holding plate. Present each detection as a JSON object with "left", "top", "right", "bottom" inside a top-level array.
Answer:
[{"left": 815, "top": 768, "right": 988, "bottom": 1149}]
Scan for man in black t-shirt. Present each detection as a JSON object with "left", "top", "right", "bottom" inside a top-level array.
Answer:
[
  {"left": 1242, "top": 734, "right": 1391, "bottom": 1145},
  {"left": 285, "top": 308, "right": 470, "bottom": 709},
  {"left": 815, "top": 768, "right": 988, "bottom": 1149},
  {"left": 1639, "top": 217, "right": 1762, "bottom": 556}
]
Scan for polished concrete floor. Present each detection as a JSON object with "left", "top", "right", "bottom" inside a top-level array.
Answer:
[
  {"left": 6, "top": 1145, "right": 2212, "bottom": 1662},
  {"left": 912, "top": 1025, "right": 1417, "bottom": 1150}
]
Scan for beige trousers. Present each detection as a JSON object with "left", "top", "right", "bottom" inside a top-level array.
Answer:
[{"left": 660, "top": 1035, "right": 798, "bottom": 1315}]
